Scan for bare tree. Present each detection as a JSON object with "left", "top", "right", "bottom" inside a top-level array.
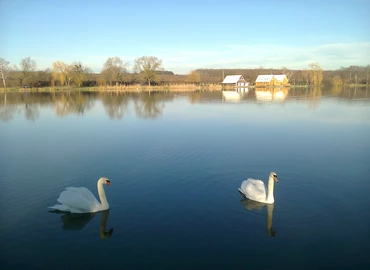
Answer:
[
  {"left": 101, "top": 57, "right": 128, "bottom": 86},
  {"left": 43, "top": 68, "right": 53, "bottom": 86},
  {"left": 332, "top": 76, "right": 342, "bottom": 86},
  {"left": 281, "top": 66, "right": 294, "bottom": 80},
  {"left": 52, "top": 61, "right": 73, "bottom": 86},
  {"left": 308, "top": 62, "right": 323, "bottom": 86},
  {"left": 19, "top": 57, "right": 37, "bottom": 85},
  {"left": 302, "top": 69, "right": 310, "bottom": 85},
  {"left": 71, "top": 62, "right": 91, "bottom": 86},
  {"left": 133, "top": 56, "right": 163, "bottom": 86},
  {"left": 187, "top": 70, "right": 201, "bottom": 83},
  {"left": 0, "top": 58, "right": 13, "bottom": 88}
]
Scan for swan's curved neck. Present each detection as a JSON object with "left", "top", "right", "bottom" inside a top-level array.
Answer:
[
  {"left": 97, "top": 182, "right": 109, "bottom": 210},
  {"left": 266, "top": 177, "right": 275, "bottom": 203}
]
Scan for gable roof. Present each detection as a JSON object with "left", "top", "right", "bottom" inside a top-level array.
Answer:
[
  {"left": 255, "top": 74, "right": 287, "bottom": 82},
  {"left": 222, "top": 75, "right": 245, "bottom": 84}
]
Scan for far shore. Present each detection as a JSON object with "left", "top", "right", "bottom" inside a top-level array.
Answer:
[
  {"left": 2, "top": 83, "right": 223, "bottom": 93},
  {"left": 0, "top": 83, "right": 368, "bottom": 93}
]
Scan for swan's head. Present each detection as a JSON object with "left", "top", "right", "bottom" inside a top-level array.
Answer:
[
  {"left": 99, "top": 177, "right": 112, "bottom": 186},
  {"left": 269, "top": 172, "right": 278, "bottom": 182}
]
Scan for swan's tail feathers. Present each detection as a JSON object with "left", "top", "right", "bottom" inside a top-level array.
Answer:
[
  {"left": 48, "top": 204, "right": 71, "bottom": 212},
  {"left": 238, "top": 188, "right": 246, "bottom": 197},
  {"left": 238, "top": 180, "right": 249, "bottom": 196}
]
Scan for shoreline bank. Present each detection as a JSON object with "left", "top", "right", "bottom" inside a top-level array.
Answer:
[{"left": 0, "top": 84, "right": 367, "bottom": 93}]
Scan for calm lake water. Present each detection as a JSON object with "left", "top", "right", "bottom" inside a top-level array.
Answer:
[{"left": 1, "top": 87, "right": 370, "bottom": 269}]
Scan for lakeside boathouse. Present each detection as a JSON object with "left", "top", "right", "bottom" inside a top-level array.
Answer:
[
  {"left": 255, "top": 74, "right": 290, "bottom": 87},
  {"left": 222, "top": 75, "right": 249, "bottom": 87}
]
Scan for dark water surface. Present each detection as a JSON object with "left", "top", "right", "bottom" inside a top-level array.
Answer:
[{"left": 1, "top": 88, "right": 370, "bottom": 269}]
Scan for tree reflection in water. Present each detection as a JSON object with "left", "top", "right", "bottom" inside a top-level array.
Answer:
[
  {"left": 0, "top": 93, "right": 15, "bottom": 122},
  {"left": 54, "top": 92, "right": 94, "bottom": 117},
  {"left": 101, "top": 92, "right": 130, "bottom": 120},
  {"left": 134, "top": 92, "right": 164, "bottom": 119},
  {"left": 1, "top": 88, "right": 369, "bottom": 122}
]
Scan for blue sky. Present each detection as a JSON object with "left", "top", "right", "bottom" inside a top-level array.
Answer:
[{"left": 1, "top": 0, "right": 369, "bottom": 74}]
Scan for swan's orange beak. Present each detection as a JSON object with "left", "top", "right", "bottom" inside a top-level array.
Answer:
[
  {"left": 274, "top": 176, "right": 278, "bottom": 182},
  {"left": 107, "top": 182, "right": 112, "bottom": 186}
]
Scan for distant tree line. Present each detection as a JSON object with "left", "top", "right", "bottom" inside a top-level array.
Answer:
[
  {"left": 0, "top": 56, "right": 369, "bottom": 88},
  {"left": 195, "top": 64, "right": 370, "bottom": 86},
  {"left": 0, "top": 56, "right": 165, "bottom": 88}
]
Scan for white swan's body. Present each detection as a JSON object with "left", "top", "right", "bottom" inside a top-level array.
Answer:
[
  {"left": 238, "top": 172, "right": 278, "bottom": 204},
  {"left": 49, "top": 177, "right": 111, "bottom": 213}
]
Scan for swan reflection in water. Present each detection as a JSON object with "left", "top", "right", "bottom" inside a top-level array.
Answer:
[
  {"left": 51, "top": 209, "right": 113, "bottom": 239},
  {"left": 240, "top": 198, "right": 276, "bottom": 237}
]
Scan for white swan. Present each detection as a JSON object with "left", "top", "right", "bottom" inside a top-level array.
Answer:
[
  {"left": 49, "top": 177, "right": 111, "bottom": 213},
  {"left": 238, "top": 172, "right": 278, "bottom": 204}
]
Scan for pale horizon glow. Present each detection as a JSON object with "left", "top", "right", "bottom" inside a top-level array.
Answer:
[{"left": 1, "top": 0, "right": 369, "bottom": 75}]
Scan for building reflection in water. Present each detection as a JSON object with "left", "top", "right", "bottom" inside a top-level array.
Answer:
[{"left": 254, "top": 87, "right": 288, "bottom": 103}]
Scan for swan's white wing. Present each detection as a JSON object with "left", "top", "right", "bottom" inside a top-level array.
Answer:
[
  {"left": 65, "top": 187, "right": 100, "bottom": 204},
  {"left": 57, "top": 187, "right": 101, "bottom": 213},
  {"left": 49, "top": 204, "right": 72, "bottom": 212},
  {"left": 240, "top": 178, "right": 267, "bottom": 203}
]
